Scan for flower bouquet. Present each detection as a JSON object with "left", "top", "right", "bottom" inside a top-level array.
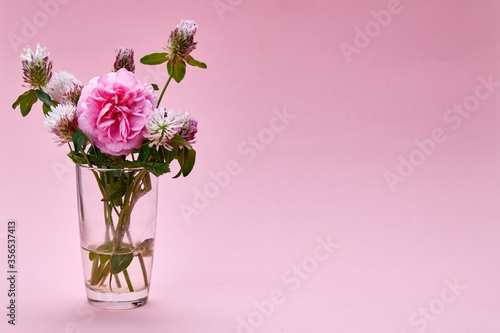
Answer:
[{"left": 12, "top": 20, "right": 206, "bottom": 309}]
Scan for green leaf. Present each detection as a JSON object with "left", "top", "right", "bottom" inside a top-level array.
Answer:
[
  {"left": 188, "top": 56, "right": 207, "bottom": 69},
  {"left": 172, "top": 169, "right": 182, "bottom": 179},
  {"left": 42, "top": 103, "right": 51, "bottom": 115},
  {"left": 172, "top": 134, "right": 189, "bottom": 147},
  {"left": 150, "top": 146, "right": 161, "bottom": 160},
  {"left": 141, "top": 161, "right": 170, "bottom": 177},
  {"left": 67, "top": 151, "right": 86, "bottom": 165},
  {"left": 172, "top": 148, "right": 187, "bottom": 179},
  {"left": 138, "top": 144, "right": 150, "bottom": 162},
  {"left": 140, "top": 53, "right": 168, "bottom": 65},
  {"left": 101, "top": 181, "right": 127, "bottom": 203},
  {"left": 12, "top": 91, "right": 30, "bottom": 109},
  {"left": 97, "top": 242, "right": 113, "bottom": 252},
  {"left": 167, "top": 61, "right": 186, "bottom": 83},
  {"left": 166, "top": 63, "right": 173, "bottom": 78},
  {"left": 89, "top": 252, "right": 111, "bottom": 264},
  {"left": 162, "top": 145, "right": 177, "bottom": 164},
  {"left": 118, "top": 160, "right": 170, "bottom": 177},
  {"left": 182, "top": 149, "right": 196, "bottom": 177},
  {"left": 72, "top": 130, "right": 86, "bottom": 153},
  {"left": 99, "top": 254, "right": 112, "bottom": 264},
  {"left": 88, "top": 145, "right": 100, "bottom": 157},
  {"left": 151, "top": 84, "right": 159, "bottom": 91},
  {"left": 137, "top": 238, "right": 155, "bottom": 257},
  {"left": 19, "top": 90, "right": 38, "bottom": 117},
  {"left": 35, "top": 90, "right": 55, "bottom": 106},
  {"left": 89, "top": 242, "right": 113, "bottom": 261},
  {"left": 110, "top": 248, "right": 134, "bottom": 275}
]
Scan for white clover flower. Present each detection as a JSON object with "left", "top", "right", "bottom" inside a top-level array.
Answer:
[
  {"left": 20, "top": 44, "right": 52, "bottom": 88},
  {"left": 177, "top": 19, "right": 197, "bottom": 37},
  {"left": 113, "top": 47, "right": 135, "bottom": 73},
  {"left": 165, "top": 19, "right": 198, "bottom": 64},
  {"left": 44, "top": 104, "right": 78, "bottom": 145},
  {"left": 174, "top": 110, "right": 198, "bottom": 146},
  {"left": 45, "top": 71, "right": 82, "bottom": 104},
  {"left": 173, "top": 110, "right": 190, "bottom": 125},
  {"left": 144, "top": 108, "right": 184, "bottom": 150},
  {"left": 20, "top": 43, "right": 50, "bottom": 62}
]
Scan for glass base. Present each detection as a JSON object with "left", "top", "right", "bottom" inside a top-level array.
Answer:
[{"left": 86, "top": 287, "right": 149, "bottom": 310}]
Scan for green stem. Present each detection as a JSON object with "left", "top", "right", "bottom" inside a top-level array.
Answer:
[
  {"left": 114, "top": 170, "right": 149, "bottom": 248},
  {"left": 156, "top": 73, "right": 173, "bottom": 108},
  {"left": 81, "top": 154, "right": 121, "bottom": 241},
  {"left": 82, "top": 154, "right": 115, "bottom": 213},
  {"left": 93, "top": 261, "right": 111, "bottom": 286},
  {"left": 109, "top": 274, "right": 113, "bottom": 291},
  {"left": 123, "top": 269, "right": 134, "bottom": 292},
  {"left": 114, "top": 274, "right": 122, "bottom": 288},
  {"left": 138, "top": 254, "right": 148, "bottom": 287},
  {"left": 90, "top": 259, "right": 99, "bottom": 285},
  {"left": 104, "top": 203, "right": 113, "bottom": 243},
  {"left": 86, "top": 165, "right": 152, "bottom": 294}
]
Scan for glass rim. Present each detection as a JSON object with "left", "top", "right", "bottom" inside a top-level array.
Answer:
[{"left": 75, "top": 164, "right": 146, "bottom": 172}]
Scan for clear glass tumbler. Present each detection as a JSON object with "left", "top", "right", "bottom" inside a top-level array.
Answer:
[{"left": 76, "top": 164, "right": 158, "bottom": 309}]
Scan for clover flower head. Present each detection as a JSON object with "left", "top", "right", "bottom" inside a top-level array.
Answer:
[
  {"left": 20, "top": 44, "right": 53, "bottom": 89},
  {"left": 113, "top": 47, "right": 135, "bottom": 73},
  {"left": 45, "top": 71, "right": 82, "bottom": 104},
  {"left": 144, "top": 108, "right": 184, "bottom": 150},
  {"left": 63, "top": 83, "right": 83, "bottom": 107},
  {"left": 44, "top": 104, "right": 79, "bottom": 145},
  {"left": 175, "top": 110, "right": 198, "bottom": 147},
  {"left": 20, "top": 43, "right": 50, "bottom": 62},
  {"left": 177, "top": 19, "right": 197, "bottom": 37},
  {"left": 165, "top": 19, "right": 198, "bottom": 64}
]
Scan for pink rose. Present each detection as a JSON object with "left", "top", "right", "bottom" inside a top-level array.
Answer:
[{"left": 77, "top": 68, "right": 157, "bottom": 156}]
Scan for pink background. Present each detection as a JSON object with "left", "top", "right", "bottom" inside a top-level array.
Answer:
[{"left": 1, "top": 0, "right": 500, "bottom": 332}]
